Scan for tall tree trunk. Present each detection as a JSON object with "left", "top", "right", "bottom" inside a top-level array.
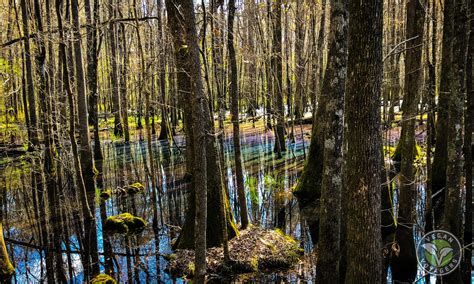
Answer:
[
  {"left": 462, "top": 5, "right": 473, "bottom": 281},
  {"left": 294, "top": 0, "right": 305, "bottom": 120},
  {"left": 71, "top": 0, "right": 100, "bottom": 278},
  {"left": 431, "top": 0, "right": 455, "bottom": 225},
  {"left": 211, "top": 0, "right": 226, "bottom": 150},
  {"left": 424, "top": 0, "right": 437, "bottom": 236},
  {"left": 390, "top": 0, "right": 424, "bottom": 282},
  {"left": 33, "top": 0, "right": 64, "bottom": 281},
  {"left": 244, "top": 0, "right": 257, "bottom": 119},
  {"left": 343, "top": 0, "right": 383, "bottom": 281},
  {"left": 272, "top": 0, "right": 286, "bottom": 156},
  {"left": 118, "top": 23, "right": 130, "bottom": 142},
  {"left": 315, "top": 0, "right": 348, "bottom": 282},
  {"left": 166, "top": 0, "right": 238, "bottom": 252},
  {"left": 85, "top": 0, "right": 102, "bottom": 160},
  {"left": 165, "top": 0, "right": 210, "bottom": 281},
  {"left": 157, "top": 0, "right": 170, "bottom": 141},
  {"left": 293, "top": 0, "right": 328, "bottom": 242},
  {"left": 442, "top": 0, "right": 468, "bottom": 282},
  {"left": 20, "top": 0, "right": 39, "bottom": 149},
  {"left": 108, "top": 0, "right": 123, "bottom": 137},
  {"left": 228, "top": 0, "right": 249, "bottom": 229}
]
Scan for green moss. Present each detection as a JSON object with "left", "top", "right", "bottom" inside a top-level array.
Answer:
[
  {"left": 103, "top": 213, "right": 147, "bottom": 234},
  {"left": 100, "top": 189, "right": 112, "bottom": 200},
  {"left": 187, "top": 262, "right": 195, "bottom": 275},
  {"left": 274, "top": 228, "right": 297, "bottom": 244},
  {"left": 90, "top": 274, "right": 117, "bottom": 284},
  {"left": 125, "top": 182, "right": 145, "bottom": 194},
  {"left": 391, "top": 142, "right": 422, "bottom": 163},
  {"left": 274, "top": 228, "right": 285, "bottom": 237},
  {"left": 93, "top": 167, "right": 100, "bottom": 177},
  {"left": 249, "top": 256, "right": 259, "bottom": 272},
  {"left": 391, "top": 142, "right": 423, "bottom": 173},
  {"left": 246, "top": 176, "right": 259, "bottom": 204},
  {"left": 162, "top": 254, "right": 177, "bottom": 261},
  {"left": 384, "top": 146, "right": 396, "bottom": 157}
]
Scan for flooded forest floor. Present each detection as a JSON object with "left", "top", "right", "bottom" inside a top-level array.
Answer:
[{"left": 0, "top": 115, "right": 428, "bottom": 282}]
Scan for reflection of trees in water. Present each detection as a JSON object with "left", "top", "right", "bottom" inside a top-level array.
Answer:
[{"left": 0, "top": 125, "right": 310, "bottom": 282}]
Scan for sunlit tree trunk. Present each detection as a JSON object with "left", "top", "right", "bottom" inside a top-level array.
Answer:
[
  {"left": 294, "top": 0, "right": 305, "bottom": 120},
  {"left": 157, "top": 0, "right": 170, "bottom": 141},
  {"left": 118, "top": 22, "right": 130, "bottom": 142},
  {"left": 315, "top": 0, "right": 347, "bottom": 282}
]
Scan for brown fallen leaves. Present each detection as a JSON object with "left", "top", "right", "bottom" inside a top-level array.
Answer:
[{"left": 165, "top": 226, "right": 304, "bottom": 277}]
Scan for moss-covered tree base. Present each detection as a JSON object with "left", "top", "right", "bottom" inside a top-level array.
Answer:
[
  {"left": 166, "top": 226, "right": 303, "bottom": 277},
  {"left": 292, "top": 132, "right": 323, "bottom": 242},
  {"left": 175, "top": 171, "right": 239, "bottom": 249},
  {"left": 0, "top": 224, "right": 14, "bottom": 282}
]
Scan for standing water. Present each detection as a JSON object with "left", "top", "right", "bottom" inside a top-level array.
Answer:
[{"left": 0, "top": 122, "right": 314, "bottom": 283}]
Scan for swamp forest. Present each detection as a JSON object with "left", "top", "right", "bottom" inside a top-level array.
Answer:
[{"left": 0, "top": 0, "right": 472, "bottom": 282}]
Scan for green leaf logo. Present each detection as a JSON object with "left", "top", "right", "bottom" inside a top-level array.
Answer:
[
  {"left": 422, "top": 240, "right": 453, "bottom": 268},
  {"left": 416, "top": 230, "right": 462, "bottom": 276}
]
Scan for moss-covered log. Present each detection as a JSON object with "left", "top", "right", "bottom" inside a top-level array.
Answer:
[
  {"left": 90, "top": 274, "right": 117, "bottom": 284},
  {"left": 103, "top": 213, "right": 147, "bottom": 234}
]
